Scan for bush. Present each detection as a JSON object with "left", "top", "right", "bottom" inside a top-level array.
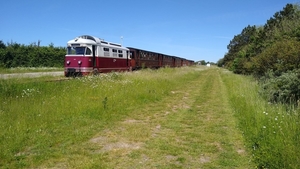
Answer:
[
  {"left": 252, "top": 39, "right": 300, "bottom": 77},
  {"left": 260, "top": 69, "right": 300, "bottom": 104},
  {"left": 0, "top": 41, "right": 65, "bottom": 68}
]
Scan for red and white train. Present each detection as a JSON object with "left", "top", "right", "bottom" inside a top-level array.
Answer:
[{"left": 65, "top": 35, "right": 194, "bottom": 77}]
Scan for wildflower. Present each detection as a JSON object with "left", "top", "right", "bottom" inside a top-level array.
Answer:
[
  {"left": 263, "top": 126, "right": 266, "bottom": 129},
  {"left": 275, "top": 117, "right": 278, "bottom": 121}
]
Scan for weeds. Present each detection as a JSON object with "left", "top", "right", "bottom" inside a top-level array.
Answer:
[{"left": 102, "top": 97, "right": 108, "bottom": 110}]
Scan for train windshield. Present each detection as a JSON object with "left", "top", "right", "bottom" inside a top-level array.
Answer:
[{"left": 67, "top": 46, "right": 92, "bottom": 55}]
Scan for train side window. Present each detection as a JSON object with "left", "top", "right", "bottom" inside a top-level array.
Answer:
[
  {"left": 118, "top": 50, "right": 123, "bottom": 53},
  {"left": 104, "top": 47, "right": 110, "bottom": 56},
  {"left": 112, "top": 49, "right": 117, "bottom": 57},
  {"left": 118, "top": 54, "right": 123, "bottom": 58},
  {"left": 130, "top": 51, "right": 135, "bottom": 59}
]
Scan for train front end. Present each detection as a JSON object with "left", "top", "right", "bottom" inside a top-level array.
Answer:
[{"left": 65, "top": 35, "right": 97, "bottom": 77}]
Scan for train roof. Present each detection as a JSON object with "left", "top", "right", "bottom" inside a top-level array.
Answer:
[
  {"left": 68, "top": 35, "right": 127, "bottom": 49},
  {"left": 127, "top": 47, "right": 171, "bottom": 56}
]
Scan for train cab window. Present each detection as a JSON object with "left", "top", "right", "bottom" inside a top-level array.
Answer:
[
  {"left": 118, "top": 54, "right": 123, "bottom": 57},
  {"left": 112, "top": 49, "right": 117, "bottom": 53},
  {"left": 118, "top": 50, "right": 123, "bottom": 53},
  {"left": 67, "top": 47, "right": 75, "bottom": 55},
  {"left": 85, "top": 48, "right": 92, "bottom": 55},
  {"left": 67, "top": 46, "right": 85, "bottom": 55},
  {"left": 104, "top": 48, "right": 109, "bottom": 52}
]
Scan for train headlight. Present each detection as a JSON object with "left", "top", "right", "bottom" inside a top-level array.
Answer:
[
  {"left": 67, "top": 60, "right": 70, "bottom": 65},
  {"left": 78, "top": 60, "right": 82, "bottom": 65}
]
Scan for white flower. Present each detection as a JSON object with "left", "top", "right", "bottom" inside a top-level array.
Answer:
[{"left": 263, "top": 126, "right": 266, "bottom": 129}]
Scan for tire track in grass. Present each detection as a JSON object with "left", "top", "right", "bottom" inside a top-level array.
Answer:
[{"left": 184, "top": 69, "right": 252, "bottom": 168}]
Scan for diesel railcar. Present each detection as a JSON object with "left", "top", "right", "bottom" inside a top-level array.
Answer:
[{"left": 64, "top": 35, "right": 193, "bottom": 77}]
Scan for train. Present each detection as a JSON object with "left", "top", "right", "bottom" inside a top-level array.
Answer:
[{"left": 64, "top": 35, "right": 194, "bottom": 77}]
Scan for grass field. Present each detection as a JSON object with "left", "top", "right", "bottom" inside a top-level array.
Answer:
[{"left": 0, "top": 66, "right": 298, "bottom": 168}]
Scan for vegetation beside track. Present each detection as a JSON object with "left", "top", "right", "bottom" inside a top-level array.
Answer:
[
  {"left": 0, "top": 40, "right": 65, "bottom": 68},
  {"left": 1, "top": 66, "right": 298, "bottom": 168},
  {"left": 222, "top": 70, "right": 300, "bottom": 169}
]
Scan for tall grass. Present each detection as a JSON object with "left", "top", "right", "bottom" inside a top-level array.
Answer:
[
  {"left": 0, "top": 67, "right": 204, "bottom": 168},
  {"left": 221, "top": 70, "right": 299, "bottom": 169}
]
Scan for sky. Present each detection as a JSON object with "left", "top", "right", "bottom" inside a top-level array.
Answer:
[{"left": 0, "top": 0, "right": 298, "bottom": 63}]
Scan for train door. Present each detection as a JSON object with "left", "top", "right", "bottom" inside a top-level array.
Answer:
[
  {"left": 126, "top": 50, "right": 131, "bottom": 71},
  {"left": 92, "top": 45, "right": 96, "bottom": 68},
  {"left": 158, "top": 54, "right": 162, "bottom": 67},
  {"left": 130, "top": 50, "right": 136, "bottom": 70},
  {"left": 126, "top": 51, "right": 129, "bottom": 66},
  {"left": 172, "top": 57, "right": 175, "bottom": 67}
]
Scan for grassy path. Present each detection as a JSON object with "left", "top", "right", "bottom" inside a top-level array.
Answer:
[{"left": 38, "top": 69, "right": 251, "bottom": 168}]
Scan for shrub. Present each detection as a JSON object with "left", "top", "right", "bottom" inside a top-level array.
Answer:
[
  {"left": 252, "top": 39, "right": 300, "bottom": 77},
  {"left": 259, "top": 69, "right": 300, "bottom": 104}
]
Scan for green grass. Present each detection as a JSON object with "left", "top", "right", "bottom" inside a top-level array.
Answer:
[{"left": 2, "top": 66, "right": 298, "bottom": 168}]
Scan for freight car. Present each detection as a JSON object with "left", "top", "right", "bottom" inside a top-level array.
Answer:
[{"left": 65, "top": 35, "right": 193, "bottom": 77}]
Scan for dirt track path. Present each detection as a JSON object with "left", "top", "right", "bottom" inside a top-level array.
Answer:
[{"left": 0, "top": 71, "right": 63, "bottom": 79}]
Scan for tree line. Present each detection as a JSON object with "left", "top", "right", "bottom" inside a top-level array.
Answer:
[
  {"left": 0, "top": 40, "right": 65, "bottom": 68},
  {"left": 218, "top": 3, "right": 300, "bottom": 104}
]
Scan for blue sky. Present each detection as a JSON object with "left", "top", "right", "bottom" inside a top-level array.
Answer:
[{"left": 0, "top": 0, "right": 297, "bottom": 62}]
